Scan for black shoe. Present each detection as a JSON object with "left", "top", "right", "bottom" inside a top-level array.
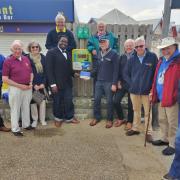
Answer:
[
  {"left": 24, "top": 126, "right": 35, "bottom": 130},
  {"left": 162, "top": 146, "right": 175, "bottom": 156},
  {"left": 152, "top": 140, "right": 169, "bottom": 146},
  {"left": 19, "top": 119, "right": 22, "bottom": 127},
  {"left": 162, "top": 173, "right": 178, "bottom": 180},
  {"left": 12, "top": 131, "right": 23, "bottom": 137},
  {"left": 126, "top": 130, "right": 140, "bottom": 136}
]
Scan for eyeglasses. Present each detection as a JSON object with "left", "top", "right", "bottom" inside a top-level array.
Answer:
[
  {"left": 135, "top": 45, "right": 144, "bottom": 49},
  {"left": 31, "top": 46, "right": 39, "bottom": 49}
]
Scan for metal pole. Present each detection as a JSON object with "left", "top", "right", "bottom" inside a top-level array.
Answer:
[{"left": 162, "top": 0, "right": 172, "bottom": 38}]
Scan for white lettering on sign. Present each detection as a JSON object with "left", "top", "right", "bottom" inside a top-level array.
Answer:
[{"left": 0, "top": 5, "right": 13, "bottom": 21}]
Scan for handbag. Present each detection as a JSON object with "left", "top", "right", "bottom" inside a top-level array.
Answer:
[{"left": 32, "top": 90, "right": 45, "bottom": 104}]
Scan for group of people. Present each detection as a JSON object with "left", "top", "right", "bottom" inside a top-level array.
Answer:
[
  {"left": 87, "top": 21, "right": 180, "bottom": 180},
  {"left": 0, "top": 12, "right": 180, "bottom": 180}
]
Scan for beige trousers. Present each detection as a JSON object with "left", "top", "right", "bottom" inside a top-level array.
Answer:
[
  {"left": 130, "top": 94, "right": 152, "bottom": 134},
  {"left": 31, "top": 100, "right": 46, "bottom": 127},
  {"left": 9, "top": 86, "right": 32, "bottom": 132},
  {"left": 158, "top": 103, "right": 178, "bottom": 147}
]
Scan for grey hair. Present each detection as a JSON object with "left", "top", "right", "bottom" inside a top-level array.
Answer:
[
  {"left": 97, "top": 21, "right": 106, "bottom": 27},
  {"left": 124, "top": 39, "right": 135, "bottom": 47},
  {"left": 55, "top": 12, "right": 65, "bottom": 22},
  {"left": 10, "top": 40, "right": 23, "bottom": 52},
  {"left": 27, "top": 41, "right": 42, "bottom": 52},
  {"left": 135, "top": 36, "right": 145, "bottom": 44}
]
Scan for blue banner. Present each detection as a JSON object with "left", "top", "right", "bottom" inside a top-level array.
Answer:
[
  {"left": 0, "top": 0, "right": 74, "bottom": 22},
  {"left": 171, "top": 0, "right": 180, "bottom": 9}
]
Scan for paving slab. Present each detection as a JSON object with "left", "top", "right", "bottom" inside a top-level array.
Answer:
[{"left": 0, "top": 120, "right": 173, "bottom": 180}]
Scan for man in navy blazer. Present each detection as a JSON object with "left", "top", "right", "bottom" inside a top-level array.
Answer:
[{"left": 46, "top": 36, "right": 80, "bottom": 127}]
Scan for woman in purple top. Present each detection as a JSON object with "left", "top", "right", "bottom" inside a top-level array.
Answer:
[{"left": 2, "top": 40, "right": 33, "bottom": 137}]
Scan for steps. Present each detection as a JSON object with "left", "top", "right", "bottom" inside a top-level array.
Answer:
[{"left": 0, "top": 97, "right": 128, "bottom": 121}]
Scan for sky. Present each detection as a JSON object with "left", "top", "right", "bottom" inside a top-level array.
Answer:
[{"left": 74, "top": 0, "right": 180, "bottom": 25}]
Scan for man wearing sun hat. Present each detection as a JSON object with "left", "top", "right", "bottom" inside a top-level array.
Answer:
[{"left": 151, "top": 37, "right": 180, "bottom": 156}]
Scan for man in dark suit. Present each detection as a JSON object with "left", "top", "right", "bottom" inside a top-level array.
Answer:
[{"left": 46, "top": 36, "right": 79, "bottom": 127}]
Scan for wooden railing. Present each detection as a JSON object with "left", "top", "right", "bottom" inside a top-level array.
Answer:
[{"left": 67, "top": 23, "right": 153, "bottom": 97}]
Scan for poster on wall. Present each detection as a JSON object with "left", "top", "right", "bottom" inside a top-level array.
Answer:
[{"left": 72, "top": 49, "right": 92, "bottom": 80}]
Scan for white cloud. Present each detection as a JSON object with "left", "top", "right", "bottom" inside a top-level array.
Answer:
[
  {"left": 74, "top": 0, "right": 180, "bottom": 24},
  {"left": 132, "top": 8, "right": 162, "bottom": 20}
]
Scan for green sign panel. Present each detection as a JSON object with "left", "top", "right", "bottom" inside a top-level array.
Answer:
[{"left": 76, "top": 26, "right": 90, "bottom": 39}]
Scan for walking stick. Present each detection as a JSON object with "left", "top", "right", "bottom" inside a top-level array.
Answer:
[{"left": 144, "top": 102, "right": 152, "bottom": 147}]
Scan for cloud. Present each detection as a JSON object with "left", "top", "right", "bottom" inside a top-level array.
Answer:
[
  {"left": 132, "top": 8, "right": 163, "bottom": 20},
  {"left": 74, "top": 0, "right": 180, "bottom": 24}
]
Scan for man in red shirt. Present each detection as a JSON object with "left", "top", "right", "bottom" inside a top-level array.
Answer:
[{"left": 2, "top": 40, "right": 33, "bottom": 136}]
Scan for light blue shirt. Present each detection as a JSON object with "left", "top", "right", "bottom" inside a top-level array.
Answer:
[{"left": 137, "top": 51, "right": 146, "bottom": 64}]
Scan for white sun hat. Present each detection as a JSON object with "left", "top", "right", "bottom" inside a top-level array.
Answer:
[{"left": 157, "top": 37, "right": 178, "bottom": 49}]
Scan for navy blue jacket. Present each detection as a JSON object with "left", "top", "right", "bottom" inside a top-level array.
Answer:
[
  {"left": 45, "top": 28, "right": 76, "bottom": 53},
  {"left": 118, "top": 52, "right": 135, "bottom": 90},
  {"left": 92, "top": 49, "right": 119, "bottom": 85},
  {"left": 0, "top": 54, "right": 5, "bottom": 86},
  {"left": 178, "top": 80, "right": 180, "bottom": 104},
  {"left": 123, "top": 50, "right": 158, "bottom": 95},
  {"left": 27, "top": 54, "right": 46, "bottom": 86}
]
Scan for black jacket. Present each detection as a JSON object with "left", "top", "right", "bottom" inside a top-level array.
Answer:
[
  {"left": 45, "top": 28, "right": 76, "bottom": 52},
  {"left": 118, "top": 52, "right": 135, "bottom": 90},
  {"left": 27, "top": 53, "right": 46, "bottom": 86},
  {"left": 123, "top": 49, "right": 158, "bottom": 95},
  {"left": 45, "top": 47, "right": 74, "bottom": 89}
]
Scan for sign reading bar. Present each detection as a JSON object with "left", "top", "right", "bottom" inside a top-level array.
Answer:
[{"left": 0, "top": 0, "right": 74, "bottom": 22}]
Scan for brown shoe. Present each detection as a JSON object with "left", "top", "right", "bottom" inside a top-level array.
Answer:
[
  {"left": 0, "top": 126, "right": 11, "bottom": 132},
  {"left": 146, "top": 134, "right": 153, "bottom": 143},
  {"left": 105, "top": 121, "right": 113, "bottom": 128},
  {"left": 124, "top": 122, "right": 132, "bottom": 131},
  {"left": 114, "top": 119, "right": 125, "bottom": 127},
  {"left": 70, "top": 118, "right": 80, "bottom": 124},
  {"left": 89, "top": 119, "right": 99, "bottom": 126},
  {"left": 54, "top": 121, "right": 63, "bottom": 128}
]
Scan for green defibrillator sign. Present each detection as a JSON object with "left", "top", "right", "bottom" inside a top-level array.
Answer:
[{"left": 76, "top": 26, "right": 90, "bottom": 39}]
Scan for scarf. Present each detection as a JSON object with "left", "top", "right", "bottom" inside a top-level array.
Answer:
[{"left": 30, "top": 53, "right": 43, "bottom": 73}]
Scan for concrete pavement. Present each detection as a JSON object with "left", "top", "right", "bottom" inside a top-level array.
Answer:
[{"left": 0, "top": 120, "right": 173, "bottom": 180}]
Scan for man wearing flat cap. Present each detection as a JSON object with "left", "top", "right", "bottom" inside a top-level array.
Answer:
[
  {"left": 90, "top": 36, "right": 119, "bottom": 128},
  {"left": 151, "top": 37, "right": 180, "bottom": 156}
]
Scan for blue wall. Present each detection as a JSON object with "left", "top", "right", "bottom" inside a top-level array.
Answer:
[{"left": 0, "top": 0, "right": 74, "bottom": 22}]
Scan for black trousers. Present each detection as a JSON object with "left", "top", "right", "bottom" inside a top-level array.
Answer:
[
  {"left": 113, "top": 88, "right": 134, "bottom": 123},
  {"left": 53, "top": 86, "right": 74, "bottom": 121},
  {"left": 0, "top": 116, "right": 4, "bottom": 127}
]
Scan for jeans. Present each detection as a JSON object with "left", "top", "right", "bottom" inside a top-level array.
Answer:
[
  {"left": 169, "top": 108, "right": 180, "bottom": 179},
  {"left": 94, "top": 81, "right": 113, "bottom": 121},
  {"left": 53, "top": 86, "right": 74, "bottom": 121},
  {"left": 113, "top": 88, "right": 133, "bottom": 122}
]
